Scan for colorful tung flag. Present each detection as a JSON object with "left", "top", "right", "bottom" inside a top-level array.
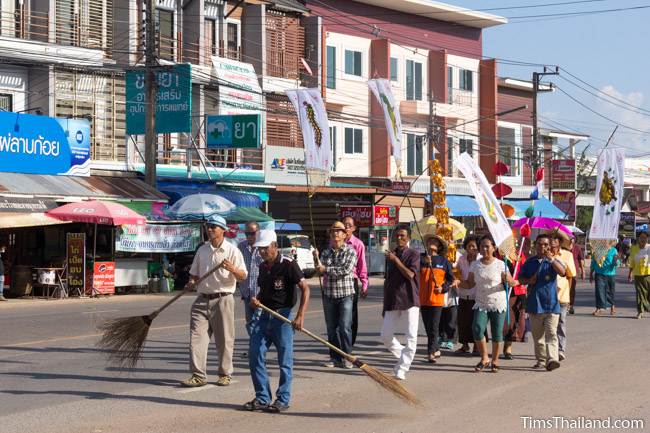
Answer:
[
  {"left": 529, "top": 168, "right": 545, "bottom": 200},
  {"left": 368, "top": 79, "right": 403, "bottom": 171},
  {"left": 285, "top": 88, "right": 331, "bottom": 191}
]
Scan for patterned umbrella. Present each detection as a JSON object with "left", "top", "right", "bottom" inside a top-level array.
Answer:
[
  {"left": 412, "top": 215, "right": 467, "bottom": 242},
  {"left": 166, "top": 193, "right": 236, "bottom": 221},
  {"left": 512, "top": 217, "right": 573, "bottom": 237}
]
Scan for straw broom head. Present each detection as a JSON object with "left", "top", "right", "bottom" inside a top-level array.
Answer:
[
  {"left": 355, "top": 360, "right": 421, "bottom": 406},
  {"left": 96, "top": 315, "right": 153, "bottom": 369}
]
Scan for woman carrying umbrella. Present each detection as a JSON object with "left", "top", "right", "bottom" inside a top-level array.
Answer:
[
  {"left": 419, "top": 234, "right": 458, "bottom": 363},
  {"left": 455, "top": 236, "right": 480, "bottom": 355},
  {"left": 460, "top": 235, "right": 518, "bottom": 372}
]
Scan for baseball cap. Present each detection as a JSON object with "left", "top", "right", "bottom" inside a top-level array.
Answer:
[
  {"left": 205, "top": 214, "right": 228, "bottom": 230},
  {"left": 253, "top": 230, "right": 277, "bottom": 247}
]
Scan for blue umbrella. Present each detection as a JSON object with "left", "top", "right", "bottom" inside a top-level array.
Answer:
[{"left": 167, "top": 193, "right": 236, "bottom": 221}]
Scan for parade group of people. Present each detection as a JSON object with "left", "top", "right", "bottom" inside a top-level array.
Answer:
[{"left": 177, "top": 213, "right": 650, "bottom": 413}]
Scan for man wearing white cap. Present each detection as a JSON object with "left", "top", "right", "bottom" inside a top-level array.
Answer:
[
  {"left": 181, "top": 214, "right": 247, "bottom": 388},
  {"left": 244, "top": 230, "right": 310, "bottom": 413}
]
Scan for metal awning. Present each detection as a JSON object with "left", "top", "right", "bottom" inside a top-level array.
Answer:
[
  {"left": 0, "top": 212, "right": 71, "bottom": 229},
  {"left": 0, "top": 173, "right": 168, "bottom": 202}
]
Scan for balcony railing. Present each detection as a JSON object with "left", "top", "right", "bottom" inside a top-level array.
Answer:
[
  {"left": 447, "top": 88, "right": 475, "bottom": 107},
  {"left": 0, "top": 8, "right": 113, "bottom": 56},
  {"left": 184, "top": 39, "right": 241, "bottom": 66}
]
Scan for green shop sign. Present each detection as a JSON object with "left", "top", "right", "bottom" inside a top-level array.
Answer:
[
  {"left": 126, "top": 64, "right": 192, "bottom": 134},
  {"left": 205, "top": 114, "right": 261, "bottom": 149}
]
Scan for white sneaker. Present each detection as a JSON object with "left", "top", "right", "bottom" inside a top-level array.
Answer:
[
  {"left": 393, "top": 368, "right": 406, "bottom": 380},
  {"left": 559, "top": 352, "right": 566, "bottom": 361}
]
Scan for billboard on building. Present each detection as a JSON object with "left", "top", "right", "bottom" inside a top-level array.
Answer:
[
  {"left": 211, "top": 56, "right": 262, "bottom": 115},
  {"left": 264, "top": 145, "right": 308, "bottom": 186},
  {"left": 551, "top": 159, "right": 576, "bottom": 190},
  {"left": 205, "top": 114, "right": 261, "bottom": 149},
  {"left": 551, "top": 191, "right": 576, "bottom": 220},
  {"left": 0, "top": 112, "right": 90, "bottom": 176}
]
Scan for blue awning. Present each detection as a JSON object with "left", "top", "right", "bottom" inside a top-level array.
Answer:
[
  {"left": 276, "top": 222, "right": 302, "bottom": 231},
  {"left": 158, "top": 180, "right": 263, "bottom": 208},
  {"left": 446, "top": 195, "right": 481, "bottom": 217},
  {"left": 507, "top": 197, "right": 567, "bottom": 220},
  {"left": 437, "top": 195, "right": 567, "bottom": 220}
]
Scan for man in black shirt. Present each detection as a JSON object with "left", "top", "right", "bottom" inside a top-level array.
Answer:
[{"left": 244, "top": 230, "right": 310, "bottom": 413}]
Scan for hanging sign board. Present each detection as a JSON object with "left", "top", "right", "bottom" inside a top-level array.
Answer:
[
  {"left": 115, "top": 224, "right": 201, "bottom": 253},
  {"left": 211, "top": 56, "right": 262, "bottom": 114},
  {"left": 126, "top": 63, "right": 193, "bottom": 134},
  {"left": 551, "top": 159, "right": 576, "bottom": 190},
  {"left": 551, "top": 191, "right": 576, "bottom": 220},
  {"left": 206, "top": 114, "right": 261, "bottom": 149}
]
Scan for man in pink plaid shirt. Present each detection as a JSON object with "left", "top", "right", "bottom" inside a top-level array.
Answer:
[{"left": 342, "top": 216, "right": 368, "bottom": 347}]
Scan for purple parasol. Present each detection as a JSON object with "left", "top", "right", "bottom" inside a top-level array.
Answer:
[{"left": 511, "top": 217, "right": 573, "bottom": 237}]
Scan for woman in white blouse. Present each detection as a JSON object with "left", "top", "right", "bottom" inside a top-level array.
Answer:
[{"left": 460, "top": 235, "right": 518, "bottom": 372}]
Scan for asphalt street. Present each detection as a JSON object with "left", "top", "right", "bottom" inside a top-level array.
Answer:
[{"left": 0, "top": 270, "right": 648, "bottom": 433}]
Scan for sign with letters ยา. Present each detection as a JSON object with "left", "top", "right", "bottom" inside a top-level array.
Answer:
[
  {"left": 93, "top": 262, "right": 115, "bottom": 295},
  {"left": 126, "top": 63, "right": 192, "bottom": 134},
  {"left": 66, "top": 233, "right": 86, "bottom": 295},
  {"left": 205, "top": 114, "right": 261, "bottom": 149}
]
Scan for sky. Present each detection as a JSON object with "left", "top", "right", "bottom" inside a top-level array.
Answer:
[{"left": 450, "top": 0, "right": 650, "bottom": 160}]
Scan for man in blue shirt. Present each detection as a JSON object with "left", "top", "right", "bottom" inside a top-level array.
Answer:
[
  {"left": 519, "top": 234, "right": 567, "bottom": 372},
  {"left": 589, "top": 246, "right": 619, "bottom": 316}
]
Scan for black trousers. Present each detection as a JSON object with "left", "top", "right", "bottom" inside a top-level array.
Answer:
[
  {"left": 351, "top": 279, "right": 360, "bottom": 346},
  {"left": 420, "top": 306, "right": 443, "bottom": 355},
  {"left": 440, "top": 305, "right": 458, "bottom": 342},
  {"left": 457, "top": 299, "right": 475, "bottom": 344}
]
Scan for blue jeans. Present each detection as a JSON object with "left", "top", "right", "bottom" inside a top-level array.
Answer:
[
  {"left": 0, "top": 275, "right": 4, "bottom": 296},
  {"left": 248, "top": 307, "right": 294, "bottom": 405},
  {"left": 322, "top": 294, "right": 353, "bottom": 362},
  {"left": 242, "top": 298, "right": 261, "bottom": 337},
  {"left": 595, "top": 274, "right": 615, "bottom": 309}
]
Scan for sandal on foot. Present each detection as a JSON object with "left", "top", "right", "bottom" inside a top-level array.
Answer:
[
  {"left": 475, "top": 361, "right": 489, "bottom": 372},
  {"left": 490, "top": 363, "right": 500, "bottom": 373},
  {"left": 243, "top": 399, "right": 268, "bottom": 411},
  {"left": 502, "top": 352, "right": 513, "bottom": 360}
]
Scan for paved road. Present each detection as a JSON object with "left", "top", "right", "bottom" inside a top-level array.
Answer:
[{"left": 0, "top": 271, "right": 648, "bottom": 433}]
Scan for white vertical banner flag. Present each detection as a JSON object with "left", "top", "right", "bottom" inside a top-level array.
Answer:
[
  {"left": 589, "top": 148, "right": 625, "bottom": 263},
  {"left": 368, "top": 79, "right": 403, "bottom": 170},
  {"left": 455, "top": 152, "right": 515, "bottom": 257},
  {"left": 286, "top": 88, "right": 331, "bottom": 189}
]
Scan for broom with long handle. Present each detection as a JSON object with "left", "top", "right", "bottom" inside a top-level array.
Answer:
[
  {"left": 97, "top": 260, "right": 224, "bottom": 369},
  {"left": 256, "top": 302, "right": 421, "bottom": 406}
]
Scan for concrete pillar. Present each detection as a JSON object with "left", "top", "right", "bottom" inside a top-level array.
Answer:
[
  {"left": 242, "top": 3, "right": 265, "bottom": 76},
  {"left": 479, "top": 58, "right": 498, "bottom": 183},
  {"left": 302, "top": 15, "right": 322, "bottom": 89},
  {"left": 183, "top": 0, "right": 204, "bottom": 65},
  {"left": 369, "top": 38, "right": 390, "bottom": 177}
]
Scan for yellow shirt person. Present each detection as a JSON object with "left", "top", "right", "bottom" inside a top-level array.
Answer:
[{"left": 555, "top": 248, "right": 577, "bottom": 305}]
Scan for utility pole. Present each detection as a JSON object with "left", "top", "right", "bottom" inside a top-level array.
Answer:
[
  {"left": 428, "top": 91, "right": 436, "bottom": 216},
  {"left": 532, "top": 66, "right": 559, "bottom": 191},
  {"left": 144, "top": 0, "right": 158, "bottom": 187}
]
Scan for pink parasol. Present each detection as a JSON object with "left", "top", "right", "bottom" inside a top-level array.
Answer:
[
  {"left": 511, "top": 216, "right": 573, "bottom": 237},
  {"left": 46, "top": 200, "right": 146, "bottom": 226}
]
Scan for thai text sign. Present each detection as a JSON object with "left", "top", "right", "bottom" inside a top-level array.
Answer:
[
  {"left": 206, "top": 114, "right": 261, "bottom": 149},
  {"left": 126, "top": 63, "right": 192, "bottom": 134},
  {"left": 116, "top": 224, "right": 201, "bottom": 253},
  {"left": 619, "top": 212, "right": 636, "bottom": 238},
  {"left": 0, "top": 112, "right": 90, "bottom": 176},
  {"left": 391, "top": 181, "right": 410, "bottom": 195},
  {"left": 339, "top": 206, "right": 373, "bottom": 227},
  {"left": 66, "top": 233, "right": 86, "bottom": 294},
  {"left": 211, "top": 56, "right": 262, "bottom": 114},
  {"left": 551, "top": 159, "right": 576, "bottom": 190},
  {"left": 551, "top": 191, "right": 576, "bottom": 220},
  {"left": 374, "top": 205, "right": 398, "bottom": 227},
  {"left": 264, "top": 145, "right": 307, "bottom": 186},
  {"left": 93, "top": 262, "right": 115, "bottom": 295}
]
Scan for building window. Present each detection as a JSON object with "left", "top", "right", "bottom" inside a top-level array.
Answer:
[
  {"left": 330, "top": 126, "right": 337, "bottom": 171},
  {"left": 205, "top": 18, "right": 218, "bottom": 57},
  {"left": 156, "top": 9, "right": 174, "bottom": 60},
  {"left": 326, "top": 46, "right": 336, "bottom": 89},
  {"left": 226, "top": 21, "right": 240, "bottom": 59},
  {"left": 344, "top": 127, "right": 362, "bottom": 154},
  {"left": 459, "top": 69, "right": 473, "bottom": 91},
  {"left": 344, "top": 49, "right": 362, "bottom": 77},
  {"left": 498, "top": 127, "right": 520, "bottom": 176},
  {"left": 459, "top": 138, "right": 473, "bottom": 156},
  {"left": 0, "top": 94, "right": 12, "bottom": 111},
  {"left": 406, "top": 133, "right": 424, "bottom": 176},
  {"left": 390, "top": 57, "right": 398, "bottom": 82},
  {"left": 406, "top": 60, "right": 422, "bottom": 100},
  {"left": 447, "top": 136, "right": 454, "bottom": 175}
]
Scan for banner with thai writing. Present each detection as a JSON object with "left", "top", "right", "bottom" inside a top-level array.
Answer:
[
  {"left": 116, "top": 224, "right": 201, "bottom": 253},
  {"left": 93, "top": 262, "right": 115, "bottom": 295},
  {"left": 368, "top": 79, "right": 403, "bottom": 169},
  {"left": 285, "top": 88, "right": 331, "bottom": 188},
  {"left": 589, "top": 148, "right": 625, "bottom": 240},
  {"left": 455, "top": 152, "right": 515, "bottom": 257},
  {"left": 66, "top": 233, "right": 85, "bottom": 294}
]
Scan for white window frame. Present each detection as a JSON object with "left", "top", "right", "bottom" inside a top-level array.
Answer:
[
  {"left": 326, "top": 45, "right": 337, "bottom": 89},
  {"left": 405, "top": 133, "right": 424, "bottom": 176},
  {"left": 330, "top": 124, "right": 338, "bottom": 172},
  {"left": 225, "top": 18, "right": 241, "bottom": 53},
  {"left": 405, "top": 57, "right": 424, "bottom": 101},
  {"left": 343, "top": 126, "right": 364, "bottom": 156},
  {"left": 342, "top": 46, "right": 366, "bottom": 81},
  {"left": 390, "top": 56, "right": 399, "bottom": 83},
  {"left": 497, "top": 121, "right": 522, "bottom": 179}
]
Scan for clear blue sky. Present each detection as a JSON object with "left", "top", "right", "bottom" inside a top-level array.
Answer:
[{"left": 451, "top": 0, "right": 650, "bottom": 157}]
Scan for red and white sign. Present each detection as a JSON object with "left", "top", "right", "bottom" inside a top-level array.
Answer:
[
  {"left": 93, "top": 261, "right": 116, "bottom": 295},
  {"left": 551, "top": 159, "right": 576, "bottom": 190},
  {"left": 373, "top": 205, "right": 399, "bottom": 227}
]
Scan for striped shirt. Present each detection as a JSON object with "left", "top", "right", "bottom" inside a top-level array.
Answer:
[
  {"left": 321, "top": 244, "right": 357, "bottom": 298},
  {"left": 237, "top": 240, "right": 263, "bottom": 300}
]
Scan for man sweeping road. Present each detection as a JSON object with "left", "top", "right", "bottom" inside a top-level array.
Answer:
[{"left": 245, "top": 230, "right": 310, "bottom": 413}]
